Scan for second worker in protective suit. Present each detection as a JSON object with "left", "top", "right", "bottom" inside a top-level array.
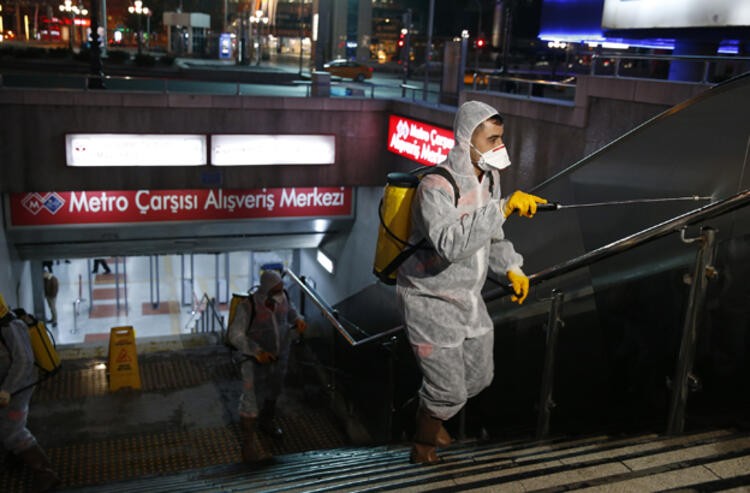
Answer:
[
  {"left": 397, "top": 100, "right": 546, "bottom": 464},
  {"left": 0, "top": 294, "right": 61, "bottom": 491},
  {"left": 228, "top": 269, "right": 307, "bottom": 464}
]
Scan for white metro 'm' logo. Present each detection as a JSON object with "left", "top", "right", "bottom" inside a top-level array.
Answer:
[
  {"left": 21, "top": 193, "right": 66, "bottom": 215},
  {"left": 396, "top": 119, "right": 410, "bottom": 140}
]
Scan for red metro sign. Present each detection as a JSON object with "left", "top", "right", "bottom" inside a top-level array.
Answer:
[
  {"left": 386, "top": 115, "right": 455, "bottom": 167},
  {"left": 9, "top": 188, "right": 353, "bottom": 227}
]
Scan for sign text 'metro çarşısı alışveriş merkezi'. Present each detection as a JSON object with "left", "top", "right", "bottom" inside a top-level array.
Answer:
[{"left": 10, "top": 188, "right": 353, "bottom": 226}]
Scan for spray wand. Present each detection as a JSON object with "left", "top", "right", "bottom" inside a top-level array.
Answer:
[{"left": 536, "top": 195, "right": 712, "bottom": 212}]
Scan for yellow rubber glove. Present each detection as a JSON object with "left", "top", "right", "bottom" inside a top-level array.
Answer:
[
  {"left": 295, "top": 319, "right": 308, "bottom": 335},
  {"left": 255, "top": 351, "right": 278, "bottom": 365},
  {"left": 507, "top": 269, "right": 530, "bottom": 304},
  {"left": 503, "top": 190, "right": 548, "bottom": 218}
]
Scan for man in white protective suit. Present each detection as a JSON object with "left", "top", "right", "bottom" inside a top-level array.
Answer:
[{"left": 397, "top": 100, "right": 547, "bottom": 464}]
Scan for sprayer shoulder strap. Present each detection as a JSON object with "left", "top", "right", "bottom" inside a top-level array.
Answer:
[
  {"left": 379, "top": 168, "right": 461, "bottom": 281},
  {"left": 0, "top": 323, "right": 8, "bottom": 353},
  {"left": 237, "top": 296, "right": 256, "bottom": 337},
  {"left": 419, "top": 167, "right": 460, "bottom": 206}
]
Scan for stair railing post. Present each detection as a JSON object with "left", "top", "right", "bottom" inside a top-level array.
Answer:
[
  {"left": 667, "top": 226, "right": 718, "bottom": 434},
  {"left": 536, "top": 289, "right": 564, "bottom": 440},
  {"left": 383, "top": 336, "right": 397, "bottom": 440}
]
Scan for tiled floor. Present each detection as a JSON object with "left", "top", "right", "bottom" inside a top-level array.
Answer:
[{"left": 41, "top": 251, "right": 293, "bottom": 346}]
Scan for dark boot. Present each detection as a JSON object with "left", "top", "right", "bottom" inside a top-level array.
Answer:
[
  {"left": 410, "top": 407, "right": 443, "bottom": 465},
  {"left": 17, "top": 444, "right": 61, "bottom": 492},
  {"left": 240, "top": 416, "right": 272, "bottom": 464},
  {"left": 436, "top": 423, "right": 453, "bottom": 448},
  {"left": 258, "top": 399, "right": 283, "bottom": 439}
]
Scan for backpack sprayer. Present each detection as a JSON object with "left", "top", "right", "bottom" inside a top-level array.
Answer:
[{"left": 536, "top": 195, "right": 712, "bottom": 211}]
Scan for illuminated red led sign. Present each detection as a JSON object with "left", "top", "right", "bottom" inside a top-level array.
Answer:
[
  {"left": 9, "top": 188, "right": 353, "bottom": 227},
  {"left": 386, "top": 114, "right": 455, "bottom": 166}
]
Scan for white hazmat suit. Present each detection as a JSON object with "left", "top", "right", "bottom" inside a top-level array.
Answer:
[
  {"left": 228, "top": 270, "right": 303, "bottom": 418},
  {"left": 397, "top": 100, "right": 523, "bottom": 422}
]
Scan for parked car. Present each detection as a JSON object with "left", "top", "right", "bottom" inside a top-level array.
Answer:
[
  {"left": 323, "top": 59, "right": 373, "bottom": 82},
  {"left": 464, "top": 71, "right": 490, "bottom": 86}
]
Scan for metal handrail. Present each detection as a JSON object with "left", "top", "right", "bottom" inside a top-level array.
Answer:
[
  {"left": 590, "top": 53, "right": 750, "bottom": 83},
  {"left": 591, "top": 52, "right": 750, "bottom": 64},
  {"left": 180, "top": 270, "right": 373, "bottom": 347},
  {"left": 472, "top": 73, "right": 577, "bottom": 100},
  {"left": 485, "top": 188, "right": 750, "bottom": 301},
  {"left": 0, "top": 72, "right": 410, "bottom": 100},
  {"left": 473, "top": 71, "right": 576, "bottom": 89},
  {"left": 359, "top": 188, "right": 750, "bottom": 347},
  {"left": 284, "top": 269, "right": 365, "bottom": 346},
  {"left": 187, "top": 293, "right": 225, "bottom": 334}
]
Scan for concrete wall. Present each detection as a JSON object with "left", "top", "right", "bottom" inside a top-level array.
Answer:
[
  {"left": 1, "top": 77, "right": 708, "bottom": 194},
  {"left": 299, "top": 186, "right": 381, "bottom": 306},
  {"left": 0, "top": 217, "right": 33, "bottom": 314},
  {"left": 463, "top": 75, "right": 709, "bottom": 192},
  {"left": 0, "top": 94, "right": 393, "bottom": 192}
]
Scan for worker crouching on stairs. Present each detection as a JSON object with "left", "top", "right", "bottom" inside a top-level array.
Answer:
[
  {"left": 0, "top": 294, "right": 61, "bottom": 492},
  {"left": 228, "top": 270, "right": 307, "bottom": 464}
]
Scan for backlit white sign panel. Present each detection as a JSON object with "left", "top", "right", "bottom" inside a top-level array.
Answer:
[
  {"left": 66, "top": 134, "right": 207, "bottom": 166},
  {"left": 602, "top": 0, "right": 750, "bottom": 30},
  {"left": 211, "top": 135, "right": 336, "bottom": 166}
]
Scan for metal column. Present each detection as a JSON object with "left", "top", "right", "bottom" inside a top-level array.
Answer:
[
  {"left": 214, "top": 253, "right": 229, "bottom": 304},
  {"left": 87, "top": 259, "right": 94, "bottom": 316},
  {"left": 149, "top": 255, "right": 160, "bottom": 309},
  {"left": 113, "top": 256, "right": 128, "bottom": 315},
  {"left": 181, "top": 253, "right": 195, "bottom": 307}
]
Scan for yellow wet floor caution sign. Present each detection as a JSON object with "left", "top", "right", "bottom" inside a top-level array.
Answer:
[{"left": 108, "top": 326, "right": 142, "bottom": 391}]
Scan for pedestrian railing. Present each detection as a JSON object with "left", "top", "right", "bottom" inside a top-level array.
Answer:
[
  {"left": 468, "top": 53, "right": 750, "bottom": 101},
  {"left": 354, "top": 188, "right": 750, "bottom": 440},
  {"left": 0, "top": 71, "right": 435, "bottom": 101},
  {"left": 185, "top": 270, "right": 372, "bottom": 349},
  {"left": 588, "top": 52, "right": 750, "bottom": 83},
  {"left": 283, "top": 269, "right": 378, "bottom": 346},
  {"left": 469, "top": 72, "right": 577, "bottom": 102},
  {"left": 187, "top": 293, "right": 225, "bottom": 336},
  {"left": 481, "top": 188, "right": 750, "bottom": 439}
]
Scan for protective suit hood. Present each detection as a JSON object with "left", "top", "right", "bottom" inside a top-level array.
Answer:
[
  {"left": 258, "top": 270, "right": 283, "bottom": 296},
  {"left": 444, "top": 101, "right": 500, "bottom": 176}
]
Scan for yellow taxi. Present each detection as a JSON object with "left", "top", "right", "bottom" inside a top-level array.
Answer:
[{"left": 323, "top": 59, "right": 373, "bottom": 82}]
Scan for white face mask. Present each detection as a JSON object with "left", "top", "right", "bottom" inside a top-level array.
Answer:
[
  {"left": 270, "top": 293, "right": 285, "bottom": 305},
  {"left": 472, "top": 143, "right": 511, "bottom": 171}
]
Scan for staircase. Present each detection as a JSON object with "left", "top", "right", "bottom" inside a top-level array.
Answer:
[{"left": 60, "top": 427, "right": 750, "bottom": 492}]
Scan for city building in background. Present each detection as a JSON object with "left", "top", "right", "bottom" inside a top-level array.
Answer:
[
  {"left": 538, "top": 0, "right": 750, "bottom": 81},
  {"left": 1, "top": 0, "right": 748, "bottom": 81}
]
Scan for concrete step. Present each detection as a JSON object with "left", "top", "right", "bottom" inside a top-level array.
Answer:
[{"left": 54, "top": 428, "right": 750, "bottom": 493}]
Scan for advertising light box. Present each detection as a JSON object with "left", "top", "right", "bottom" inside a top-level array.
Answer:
[
  {"left": 602, "top": 0, "right": 750, "bottom": 30},
  {"left": 387, "top": 115, "right": 455, "bottom": 167},
  {"left": 9, "top": 188, "right": 353, "bottom": 227},
  {"left": 211, "top": 135, "right": 336, "bottom": 166},
  {"left": 66, "top": 134, "right": 207, "bottom": 166}
]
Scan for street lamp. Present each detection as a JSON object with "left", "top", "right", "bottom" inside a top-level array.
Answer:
[
  {"left": 59, "top": 0, "right": 87, "bottom": 51},
  {"left": 249, "top": 9, "right": 268, "bottom": 65},
  {"left": 128, "top": 0, "right": 149, "bottom": 55}
]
